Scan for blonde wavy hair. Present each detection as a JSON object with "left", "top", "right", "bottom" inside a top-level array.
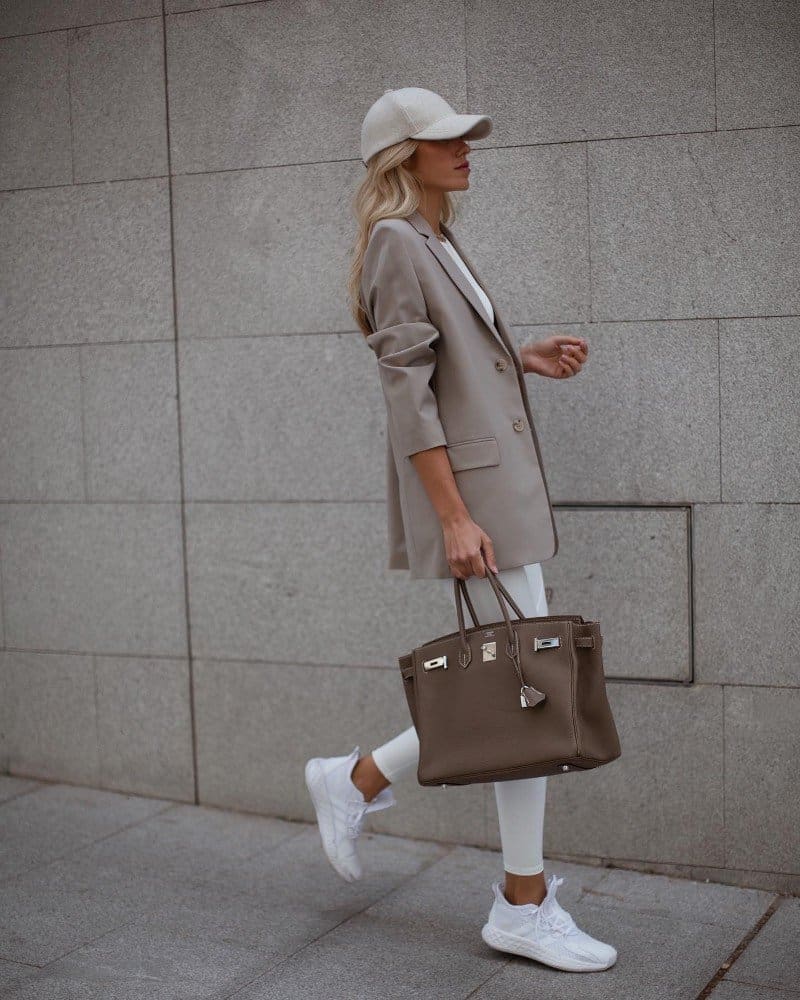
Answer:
[{"left": 348, "top": 139, "right": 457, "bottom": 337}]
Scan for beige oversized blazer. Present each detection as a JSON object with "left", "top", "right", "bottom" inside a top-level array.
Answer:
[{"left": 360, "top": 208, "right": 559, "bottom": 579}]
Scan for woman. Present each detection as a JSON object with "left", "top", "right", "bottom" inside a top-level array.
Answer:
[{"left": 305, "top": 87, "right": 616, "bottom": 973}]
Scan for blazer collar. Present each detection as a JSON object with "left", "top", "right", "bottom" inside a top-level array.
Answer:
[{"left": 405, "top": 209, "right": 513, "bottom": 360}]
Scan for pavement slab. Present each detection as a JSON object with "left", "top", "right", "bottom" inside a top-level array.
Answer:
[{"left": 0, "top": 780, "right": 792, "bottom": 1000}]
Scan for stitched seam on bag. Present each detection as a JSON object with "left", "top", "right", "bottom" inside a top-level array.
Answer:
[
  {"left": 424, "top": 757, "right": 610, "bottom": 782},
  {"left": 568, "top": 622, "right": 581, "bottom": 757}
]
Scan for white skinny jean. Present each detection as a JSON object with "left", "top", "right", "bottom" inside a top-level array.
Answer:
[{"left": 371, "top": 562, "right": 549, "bottom": 876}]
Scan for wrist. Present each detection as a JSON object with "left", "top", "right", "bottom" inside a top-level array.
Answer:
[
  {"left": 439, "top": 503, "right": 470, "bottom": 527},
  {"left": 520, "top": 345, "right": 537, "bottom": 375}
]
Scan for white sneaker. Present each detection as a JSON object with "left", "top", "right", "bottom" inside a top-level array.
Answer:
[
  {"left": 304, "top": 745, "right": 396, "bottom": 882},
  {"left": 481, "top": 873, "right": 618, "bottom": 972}
]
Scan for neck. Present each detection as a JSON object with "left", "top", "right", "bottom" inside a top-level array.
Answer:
[{"left": 416, "top": 190, "right": 446, "bottom": 238}]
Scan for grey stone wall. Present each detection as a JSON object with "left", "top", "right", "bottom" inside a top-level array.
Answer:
[{"left": 1, "top": 0, "right": 798, "bottom": 893}]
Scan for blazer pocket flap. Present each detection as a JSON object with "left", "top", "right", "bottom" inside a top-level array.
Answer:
[{"left": 446, "top": 436, "right": 500, "bottom": 473}]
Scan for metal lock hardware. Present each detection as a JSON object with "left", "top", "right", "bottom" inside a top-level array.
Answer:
[
  {"left": 481, "top": 641, "right": 496, "bottom": 662},
  {"left": 534, "top": 636, "right": 561, "bottom": 651},
  {"left": 423, "top": 655, "right": 448, "bottom": 671},
  {"left": 520, "top": 684, "right": 547, "bottom": 708}
]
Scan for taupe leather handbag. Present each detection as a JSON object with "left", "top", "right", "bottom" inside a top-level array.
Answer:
[{"left": 398, "top": 561, "right": 622, "bottom": 787}]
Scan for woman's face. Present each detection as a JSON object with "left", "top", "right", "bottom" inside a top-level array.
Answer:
[{"left": 407, "top": 138, "right": 472, "bottom": 192}]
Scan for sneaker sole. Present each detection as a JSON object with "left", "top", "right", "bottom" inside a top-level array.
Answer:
[
  {"left": 304, "top": 757, "right": 359, "bottom": 883},
  {"left": 480, "top": 922, "right": 616, "bottom": 972}
]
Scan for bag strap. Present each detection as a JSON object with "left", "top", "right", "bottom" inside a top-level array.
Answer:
[
  {"left": 457, "top": 567, "right": 526, "bottom": 622},
  {"left": 459, "top": 582, "right": 481, "bottom": 629}
]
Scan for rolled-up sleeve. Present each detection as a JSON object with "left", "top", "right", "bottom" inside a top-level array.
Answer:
[{"left": 361, "top": 223, "right": 448, "bottom": 460}]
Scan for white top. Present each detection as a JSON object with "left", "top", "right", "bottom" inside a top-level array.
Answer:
[{"left": 438, "top": 237, "right": 494, "bottom": 325}]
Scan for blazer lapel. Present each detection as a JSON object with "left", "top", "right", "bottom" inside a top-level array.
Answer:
[{"left": 406, "top": 210, "right": 513, "bottom": 360}]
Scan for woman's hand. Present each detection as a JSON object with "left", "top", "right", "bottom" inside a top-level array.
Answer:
[
  {"left": 441, "top": 510, "right": 498, "bottom": 580},
  {"left": 520, "top": 335, "right": 588, "bottom": 378}
]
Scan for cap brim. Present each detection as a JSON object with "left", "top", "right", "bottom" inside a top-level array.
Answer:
[{"left": 409, "top": 112, "right": 492, "bottom": 142}]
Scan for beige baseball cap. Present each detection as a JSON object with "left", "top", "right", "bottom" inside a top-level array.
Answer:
[{"left": 361, "top": 86, "right": 492, "bottom": 165}]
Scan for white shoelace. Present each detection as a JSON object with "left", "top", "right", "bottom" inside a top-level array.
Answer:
[
  {"left": 345, "top": 800, "right": 370, "bottom": 838},
  {"left": 536, "top": 903, "right": 578, "bottom": 937},
  {"left": 524, "top": 875, "right": 579, "bottom": 937}
]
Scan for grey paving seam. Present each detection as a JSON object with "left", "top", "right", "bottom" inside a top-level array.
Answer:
[
  {"left": 722, "top": 682, "right": 727, "bottom": 873},
  {"left": 463, "top": 938, "right": 522, "bottom": 1000},
  {"left": 206, "top": 820, "right": 311, "bottom": 869},
  {"left": 0, "top": 336, "right": 176, "bottom": 350},
  {"left": 0, "top": 492, "right": 6, "bottom": 649},
  {"left": 463, "top": 958, "right": 512, "bottom": 999},
  {"left": 694, "top": 894, "right": 786, "bottom": 999},
  {"left": 161, "top": 0, "right": 201, "bottom": 810},
  {"left": 0, "top": 799, "right": 178, "bottom": 887},
  {"left": 8, "top": 913, "right": 145, "bottom": 977},
  {"left": 583, "top": 142, "right": 593, "bottom": 324},
  {"left": 0, "top": 959, "right": 40, "bottom": 972},
  {"left": 688, "top": 502, "right": 696, "bottom": 683},
  {"left": 717, "top": 981, "right": 800, "bottom": 996},
  {"left": 511, "top": 311, "right": 800, "bottom": 325},
  {"left": 220, "top": 843, "right": 461, "bottom": 1000},
  {"left": 0, "top": 174, "right": 172, "bottom": 195},
  {"left": 5, "top": 123, "right": 798, "bottom": 188},
  {"left": 715, "top": 319, "right": 722, "bottom": 502},
  {"left": 132, "top": 821, "right": 310, "bottom": 898},
  {"left": 549, "top": 851, "right": 798, "bottom": 881},
  {"left": 0, "top": 782, "right": 45, "bottom": 808},
  {"left": 0, "top": 13, "right": 158, "bottom": 43},
  {"left": 0, "top": 821, "right": 313, "bottom": 973},
  {"left": 77, "top": 346, "right": 88, "bottom": 501},
  {"left": 65, "top": 28, "right": 75, "bottom": 185},
  {"left": 565, "top": 868, "right": 616, "bottom": 904}
]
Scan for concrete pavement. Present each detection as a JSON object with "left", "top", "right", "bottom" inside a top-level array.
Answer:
[{"left": 0, "top": 775, "right": 796, "bottom": 999}]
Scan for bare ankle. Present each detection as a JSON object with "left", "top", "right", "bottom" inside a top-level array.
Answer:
[
  {"left": 350, "top": 754, "right": 390, "bottom": 802},
  {"left": 503, "top": 871, "right": 546, "bottom": 906}
]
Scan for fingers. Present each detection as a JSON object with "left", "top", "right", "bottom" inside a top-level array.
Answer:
[
  {"left": 448, "top": 554, "right": 474, "bottom": 580},
  {"left": 558, "top": 335, "right": 588, "bottom": 352},
  {"left": 560, "top": 342, "right": 587, "bottom": 362},
  {"left": 481, "top": 535, "right": 499, "bottom": 574},
  {"left": 455, "top": 546, "right": 485, "bottom": 579},
  {"left": 445, "top": 525, "right": 498, "bottom": 580},
  {"left": 559, "top": 344, "right": 584, "bottom": 376},
  {"left": 449, "top": 544, "right": 494, "bottom": 580},
  {"left": 470, "top": 549, "right": 488, "bottom": 578}
]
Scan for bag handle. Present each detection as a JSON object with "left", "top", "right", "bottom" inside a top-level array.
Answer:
[
  {"left": 458, "top": 579, "right": 481, "bottom": 630},
  {"left": 451, "top": 555, "right": 547, "bottom": 708},
  {"left": 457, "top": 568, "right": 526, "bottom": 625},
  {"left": 453, "top": 561, "right": 515, "bottom": 667},
  {"left": 456, "top": 566, "right": 587, "bottom": 629}
]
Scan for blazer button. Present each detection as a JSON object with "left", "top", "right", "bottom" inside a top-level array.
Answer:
[
  {"left": 513, "top": 418, "right": 525, "bottom": 432},
  {"left": 494, "top": 358, "right": 508, "bottom": 371}
]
